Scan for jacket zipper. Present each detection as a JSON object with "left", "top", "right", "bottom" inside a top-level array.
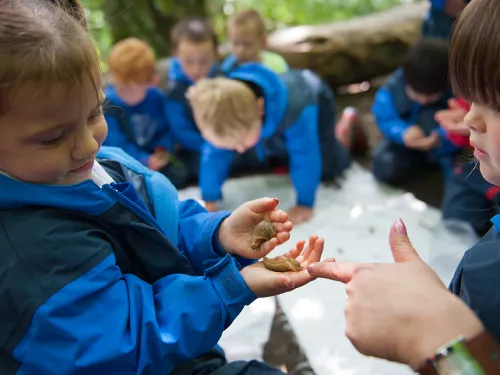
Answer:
[{"left": 103, "top": 184, "right": 166, "bottom": 236}]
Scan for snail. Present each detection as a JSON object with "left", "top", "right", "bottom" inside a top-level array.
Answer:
[
  {"left": 263, "top": 257, "right": 303, "bottom": 272},
  {"left": 250, "top": 221, "right": 277, "bottom": 249}
]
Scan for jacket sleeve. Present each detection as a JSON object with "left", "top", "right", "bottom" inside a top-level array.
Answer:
[
  {"left": 284, "top": 104, "right": 322, "bottom": 207},
  {"left": 177, "top": 199, "right": 257, "bottom": 271},
  {"left": 151, "top": 100, "right": 175, "bottom": 152},
  {"left": 372, "top": 87, "right": 410, "bottom": 145},
  {"left": 11, "top": 238, "right": 256, "bottom": 375},
  {"left": 434, "top": 127, "right": 460, "bottom": 155},
  {"left": 165, "top": 99, "right": 204, "bottom": 151},
  {"left": 199, "top": 143, "right": 235, "bottom": 202},
  {"left": 104, "top": 115, "right": 151, "bottom": 165}
]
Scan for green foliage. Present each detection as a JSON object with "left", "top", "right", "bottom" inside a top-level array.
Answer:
[{"left": 82, "top": 0, "right": 419, "bottom": 60}]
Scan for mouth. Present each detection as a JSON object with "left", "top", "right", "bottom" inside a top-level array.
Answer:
[
  {"left": 470, "top": 141, "right": 488, "bottom": 159},
  {"left": 70, "top": 159, "right": 94, "bottom": 174}
]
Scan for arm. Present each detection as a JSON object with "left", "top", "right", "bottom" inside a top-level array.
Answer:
[
  {"left": 104, "top": 115, "right": 151, "bottom": 165},
  {"left": 434, "top": 127, "right": 460, "bottom": 154},
  {"left": 199, "top": 143, "right": 235, "bottom": 202},
  {"left": 177, "top": 199, "right": 256, "bottom": 273},
  {"left": 372, "top": 87, "right": 411, "bottom": 145},
  {"left": 165, "top": 99, "right": 204, "bottom": 151},
  {"left": 284, "top": 105, "right": 322, "bottom": 207},
  {"left": 151, "top": 100, "right": 175, "bottom": 152},
  {"left": 12, "top": 243, "right": 255, "bottom": 375}
]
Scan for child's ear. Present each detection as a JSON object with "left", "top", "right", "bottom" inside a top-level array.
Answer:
[
  {"left": 150, "top": 74, "right": 160, "bottom": 87},
  {"left": 256, "top": 97, "right": 265, "bottom": 116}
]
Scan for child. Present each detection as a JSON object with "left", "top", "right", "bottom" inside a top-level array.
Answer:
[
  {"left": 188, "top": 63, "right": 351, "bottom": 224},
  {"left": 103, "top": 38, "right": 189, "bottom": 189},
  {"left": 221, "top": 9, "right": 289, "bottom": 74},
  {"left": 164, "top": 18, "right": 219, "bottom": 182},
  {"left": 0, "top": 1, "right": 327, "bottom": 374},
  {"left": 447, "top": 0, "right": 500, "bottom": 343},
  {"left": 371, "top": 38, "right": 459, "bottom": 185},
  {"left": 421, "top": 0, "right": 469, "bottom": 39},
  {"left": 437, "top": 99, "right": 500, "bottom": 236}
]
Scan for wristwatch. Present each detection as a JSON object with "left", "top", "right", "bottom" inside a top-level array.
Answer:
[{"left": 419, "top": 331, "right": 500, "bottom": 375}]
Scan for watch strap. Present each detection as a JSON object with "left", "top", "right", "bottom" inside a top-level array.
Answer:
[{"left": 418, "top": 331, "right": 500, "bottom": 375}]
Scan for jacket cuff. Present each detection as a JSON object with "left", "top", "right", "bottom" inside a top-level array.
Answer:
[{"left": 206, "top": 255, "right": 257, "bottom": 326}]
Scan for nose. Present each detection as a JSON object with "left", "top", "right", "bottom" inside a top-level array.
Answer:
[
  {"left": 71, "top": 125, "right": 99, "bottom": 161},
  {"left": 464, "top": 104, "right": 486, "bottom": 133}
]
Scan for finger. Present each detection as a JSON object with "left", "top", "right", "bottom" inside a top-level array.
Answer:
[
  {"left": 273, "top": 221, "right": 293, "bottom": 233},
  {"left": 302, "top": 235, "right": 318, "bottom": 259},
  {"left": 268, "top": 209, "right": 288, "bottom": 223},
  {"left": 287, "top": 270, "right": 315, "bottom": 289},
  {"left": 390, "top": 218, "right": 421, "bottom": 263},
  {"left": 448, "top": 98, "right": 459, "bottom": 109},
  {"left": 308, "top": 237, "right": 324, "bottom": 264},
  {"left": 280, "top": 240, "right": 305, "bottom": 259},
  {"left": 246, "top": 197, "right": 280, "bottom": 214},
  {"left": 275, "top": 231, "right": 291, "bottom": 245},
  {"left": 307, "top": 262, "right": 362, "bottom": 283}
]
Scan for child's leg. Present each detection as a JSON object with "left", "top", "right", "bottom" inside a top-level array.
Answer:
[
  {"left": 372, "top": 139, "right": 430, "bottom": 185},
  {"left": 317, "top": 81, "right": 351, "bottom": 181},
  {"left": 158, "top": 161, "right": 190, "bottom": 190},
  {"left": 176, "top": 149, "right": 201, "bottom": 182},
  {"left": 442, "top": 161, "right": 496, "bottom": 236}
]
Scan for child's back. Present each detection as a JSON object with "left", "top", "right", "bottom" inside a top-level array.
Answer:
[{"left": 189, "top": 63, "right": 350, "bottom": 223}]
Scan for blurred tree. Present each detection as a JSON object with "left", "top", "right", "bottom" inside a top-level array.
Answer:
[
  {"left": 81, "top": 0, "right": 207, "bottom": 58},
  {"left": 82, "top": 0, "right": 419, "bottom": 62}
]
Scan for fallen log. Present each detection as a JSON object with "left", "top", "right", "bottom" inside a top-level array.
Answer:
[{"left": 267, "top": 2, "right": 428, "bottom": 87}]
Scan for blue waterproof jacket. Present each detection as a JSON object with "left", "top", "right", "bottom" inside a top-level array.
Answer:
[
  {"left": 0, "top": 147, "right": 256, "bottom": 375},
  {"left": 104, "top": 85, "right": 174, "bottom": 165},
  {"left": 200, "top": 63, "right": 325, "bottom": 207}
]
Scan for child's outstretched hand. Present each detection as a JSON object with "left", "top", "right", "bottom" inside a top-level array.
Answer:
[
  {"left": 240, "top": 235, "right": 333, "bottom": 297},
  {"left": 218, "top": 197, "right": 293, "bottom": 259}
]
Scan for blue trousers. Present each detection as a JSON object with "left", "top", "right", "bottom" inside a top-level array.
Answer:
[
  {"left": 170, "top": 346, "right": 285, "bottom": 375},
  {"left": 442, "top": 160, "right": 500, "bottom": 236},
  {"left": 372, "top": 139, "right": 454, "bottom": 185}
]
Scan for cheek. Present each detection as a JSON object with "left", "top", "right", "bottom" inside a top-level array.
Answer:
[{"left": 96, "top": 118, "right": 108, "bottom": 146}]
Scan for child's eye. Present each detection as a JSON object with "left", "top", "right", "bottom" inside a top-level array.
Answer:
[
  {"left": 88, "top": 107, "right": 103, "bottom": 123},
  {"left": 40, "top": 134, "right": 64, "bottom": 146}
]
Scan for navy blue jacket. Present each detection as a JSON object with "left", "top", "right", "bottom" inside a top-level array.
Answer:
[
  {"left": 0, "top": 147, "right": 257, "bottom": 375},
  {"left": 200, "top": 63, "right": 324, "bottom": 207},
  {"left": 450, "top": 215, "right": 500, "bottom": 342},
  {"left": 103, "top": 85, "right": 174, "bottom": 165},
  {"left": 372, "top": 69, "right": 458, "bottom": 156},
  {"left": 164, "top": 57, "right": 219, "bottom": 152}
]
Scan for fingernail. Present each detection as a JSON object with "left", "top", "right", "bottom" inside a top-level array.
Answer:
[
  {"left": 287, "top": 279, "right": 295, "bottom": 290},
  {"left": 307, "top": 263, "right": 316, "bottom": 273},
  {"left": 325, "top": 257, "right": 336, "bottom": 263},
  {"left": 394, "top": 218, "right": 407, "bottom": 235}
]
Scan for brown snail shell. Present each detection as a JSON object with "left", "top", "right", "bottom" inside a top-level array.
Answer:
[{"left": 251, "top": 221, "right": 277, "bottom": 249}]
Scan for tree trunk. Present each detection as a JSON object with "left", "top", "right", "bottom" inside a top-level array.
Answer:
[
  {"left": 267, "top": 3, "right": 428, "bottom": 87},
  {"left": 102, "top": 0, "right": 207, "bottom": 57}
]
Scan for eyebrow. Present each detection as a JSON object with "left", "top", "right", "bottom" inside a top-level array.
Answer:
[{"left": 26, "top": 99, "right": 105, "bottom": 141}]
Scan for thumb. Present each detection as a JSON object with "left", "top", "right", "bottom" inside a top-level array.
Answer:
[
  {"left": 390, "top": 218, "right": 421, "bottom": 263},
  {"left": 245, "top": 197, "right": 280, "bottom": 214}
]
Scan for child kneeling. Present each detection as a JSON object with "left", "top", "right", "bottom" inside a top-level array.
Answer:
[{"left": 189, "top": 63, "right": 351, "bottom": 224}]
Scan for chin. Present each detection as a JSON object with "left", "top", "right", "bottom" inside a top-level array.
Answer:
[{"left": 479, "top": 163, "right": 500, "bottom": 186}]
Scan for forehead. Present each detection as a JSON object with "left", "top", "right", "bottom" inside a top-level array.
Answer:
[
  {"left": 1, "top": 82, "right": 101, "bottom": 130},
  {"left": 177, "top": 39, "right": 214, "bottom": 56}
]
